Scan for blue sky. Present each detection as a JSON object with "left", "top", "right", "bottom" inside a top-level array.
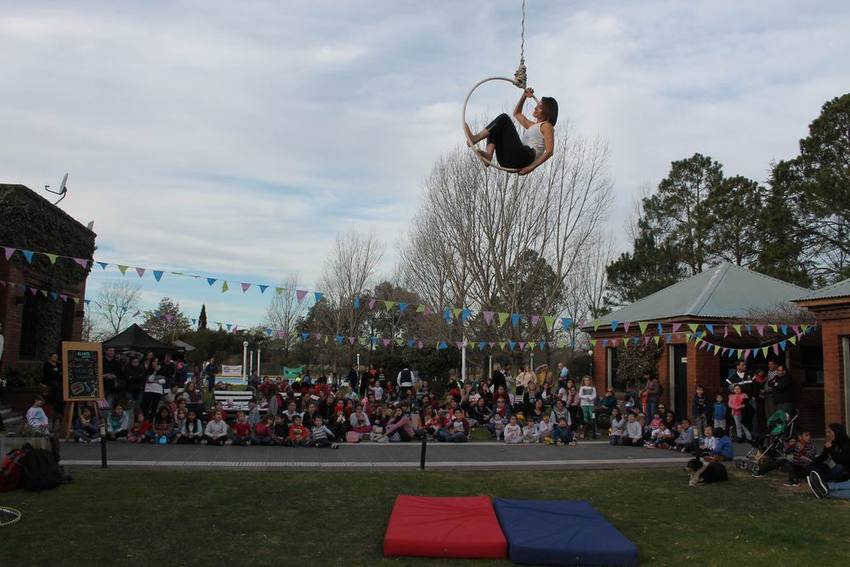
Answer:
[{"left": 1, "top": 0, "right": 848, "bottom": 331}]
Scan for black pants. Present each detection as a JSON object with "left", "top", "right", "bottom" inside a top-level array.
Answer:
[{"left": 486, "top": 114, "right": 535, "bottom": 169}]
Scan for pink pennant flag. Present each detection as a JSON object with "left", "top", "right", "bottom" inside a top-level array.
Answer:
[
  {"left": 241, "top": 283, "right": 251, "bottom": 293},
  {"left": 488, "top": 342, "right": 495, "bottom": 348},
  {"left": 773, "top": 344, "right": 780, "bottom": 355},
  {"left": 296, "top": 289, "right": 308, "bottom": 302},
  {"left": 2, "top": 247, "right": 14, "bottom": 260},
  {"left": 60, "top": 293, "right": 67, "bottom": 301},
  {"left": 483, "top": 311, "right": 495, "bottom": 325},
  {"left": 578, "top": 318, "right": 586, "bottom": 327},
  {"left": 672, "top": 323, "right": 682, "bottom": 333},
  {"left": 313, "top": 333, "right": 322, "bottom": 341},
  {"left": 74, "top": 258, "right": 88, "bottom": 268},
  {"left": 723, "top": 326, "right": 728, "bottom": 338},
  {"left": 623, "top": 321, "right": 631, "bottom": 333},
  {"left": 643, "top": 336, "right": 651, "bottom": 345},
  {"left": 456, "top": 341, "right": 465, "bottom": 349},
  {"left": 611, "top": 338, "right": 619, "bottom": 347},
  {"left": 417, "top": 341, "right": 423, "bottom": 349},
  {"left": 791, "top": 324, "right": 800, "bottom": 334},
  {"left": 423, "top": 305, "right": 431, "bottom": 315},
  {"left": 756, "top": 324, "right": 765, "bottom": 336},
  {"left": 383, "top": 338, "right": 391, "bottom": 347},
  {"left": 276, "top": 330, "right": 284, "bottom": 338},
  {"left": 28, "top": 287, "right": 37, "bottom": 295},
  {"left": 135, "top": 267, "right": 146, "bottom": 278},
  {"left": 518, "top": 342, "right": 526, "bottom": 350},
  {"left": 348, "top": 336, "right": 356, "bottom": 345},
  {"left": 722, "top": 347, "right": 728, "bottom": 355},
  {"left": 531, "top": 315, "right": 540, "bottom": 327},
  {"left": 744, "top": 349, "right": 751, "bottom": 359},
  {"left": 368, "top": 299, "right": 377, "bottom": 310}
]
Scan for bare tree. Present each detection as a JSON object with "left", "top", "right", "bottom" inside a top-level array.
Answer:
[
  {"left": 93, "top": 280, "right": 141, "bottom": 337},
  {"left": 266, "top": 273, "right": 308, "bottom": 356}
]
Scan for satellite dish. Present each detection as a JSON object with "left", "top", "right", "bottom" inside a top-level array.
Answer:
[{"left": 44, "top": 173, "right": 69, "bottom": 205}]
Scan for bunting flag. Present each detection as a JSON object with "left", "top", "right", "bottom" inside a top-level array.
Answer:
[
  {"left": 483, "top": 311, "right": 495, "bottom": 325},
  {"left": 562, "top": 317, "right": 573, "bottom": 330},
  {"left": 207, "top": 278, "right": 217, "bottom": 286},
  {"left": 296, "top": 290, "right": 308, "bottom": 302},
  {"left": 638, "top": 321, "right": 649, "bottom": 334},
  {"left": 353, "top": 296, "right": 361, "bottom": 309},
  {"left": 221, "top": 281, "right": 229, "bottom": 293},
  {"left": 314, "top": 291, "right": 323, "bottom": 302},
  {"left": 117, "top": 264, "right": 129, "bottom": 275},
  {"left": 672, "top": 323, "right": 682, "bottom": 334},
  {"left": 385, "top": 300, "right": 396, "bottom": 310},
  {"left": 611, "top": 320, "right": 619, "bottom": 332},
  {"left": 258, "top": 284, "right": 268, "bottom": 294},
  {"left": 398, "top": 302, "right": 408, "bottom": 313},
  {"left": 241, "top": 283, "right": 251, "bottom": 293},
  {"left": 153, "top": 270, "right": 164, "bottom": 282},
  {"left": 623, "top": 321, "right": 631, "bottom": 333},
  {"left": 368, "top": 299, "right": 377, "bottom": 310},
  {"left": 544, "top": 315, "right": 556, "bottom": 330}
]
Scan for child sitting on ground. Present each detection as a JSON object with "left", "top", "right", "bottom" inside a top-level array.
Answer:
[
  {"left": 674, "top": 418, "right": 698, "bottom": 453},
  {"left": 624, "top": 413, "right": 643, "bottom": 446},
  {"left": 754, "top": 430, "right": 816, "bottom": 485},
  {"left": 178, "top": 410, "right": 204, "bottom": 444},
  {"left": 74, "top": 406, "right": 100, "bottom": 443},
  {"left": 552, "top": 416, "right": 575, "bottom": 446},
  {"left": 705, "top": 427, "right": 733, "bottom": 461},
  {"left": 204, "top": 410, "right": 229, "bottom": 445},
  {"left": 503, "top": 415, "right": 523, "bottom": 444},
  {"left": 698, "top": 426, "right": 716, "bottom": 456},
  {"left": 536, "top": 414, "right": 554, "bottom": 445},
  {"left": 147, "top": 406, "right": 176, "bottom": 444},
  {"left": 251, "top": 413, "right": 274, "bottom": 445},
  {"left": 648, "top": 419, "right": 673, "bottom": 449},
  {"left": 609, "top": 408, "right": 626, "bottom": 445},
  {"left": 231, "top": 411, "right": 252, "bottom": 446},
  {"left": 438, "top": 409, "right": 469, "bottom": 443},
  {"left": 287, "top": 414, "right": 311, "bottom": 447},
  {"left": 310, "top": 415, "right": 339, "bottom": 448},
  {"left": 522, "top": 418, "right": 539, "bottom": 443},
  {"left": 25, "top": 396, "right": 50, "bottom": 435},
  {"left": 106, "top": 404, "right": 129, "bottom": 440},
  {"left": 272, "top": 415, "right": 288, "bottom": 445},
  {"left": 128, "top": 410, "right": 151, "bottom": 443}
]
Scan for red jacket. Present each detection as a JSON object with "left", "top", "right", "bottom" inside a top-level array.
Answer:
[
  {"left": 254, "top": 422, "right": 272, "bottom": 438},
  {"left": 233, "top": 421, "right": 251, "bottom": 437}
]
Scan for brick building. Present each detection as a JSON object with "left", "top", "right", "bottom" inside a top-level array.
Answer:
[
  {"left": 584, "top": 263, "right": 828, "bottom": 434},
  {"left": 0, "top": 184, "right": 95, "bottom": 374},
  {"left": 793, "top": 279, "right": 850, "bottom": 429}
]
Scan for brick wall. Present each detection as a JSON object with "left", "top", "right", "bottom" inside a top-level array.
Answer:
[{"left": 819, "top": 313, "right": 850, "bottom": 428}]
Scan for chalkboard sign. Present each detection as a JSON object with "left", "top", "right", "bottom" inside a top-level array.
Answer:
[{"left": 62, "top": 341, "right": 104, "bottom": 402}]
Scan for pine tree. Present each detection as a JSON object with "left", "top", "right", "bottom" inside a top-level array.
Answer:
[{"left": 198, "top": 304, "right": 207, "bottom": 330}]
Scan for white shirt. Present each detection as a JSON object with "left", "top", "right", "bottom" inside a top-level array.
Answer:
[
  {"left": 0, "top": 332, "right": 4, "bottom": 362},
  {"left": 522, "top": 123, "right": 546, "bottom": 157}
]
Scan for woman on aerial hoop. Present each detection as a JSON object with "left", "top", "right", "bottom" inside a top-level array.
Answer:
[{"left": 464, "top": 88, "right": 558, "bottom": 175}]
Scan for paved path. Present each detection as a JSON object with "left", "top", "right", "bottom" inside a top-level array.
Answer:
[{"left": 58, "top": 440, "right": 748, "bottom": 471}]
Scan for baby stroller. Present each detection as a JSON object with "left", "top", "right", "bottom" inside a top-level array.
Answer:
[{"left": 735, "top": 409, "right": 798, "bottom": 472}]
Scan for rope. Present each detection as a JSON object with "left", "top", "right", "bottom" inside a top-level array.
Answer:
[
  {"left": 514, "top": 0, "right": 527, "bottom": 88},
  {"left": 0, "top": 506, "right": 22, "bottom": 527}
]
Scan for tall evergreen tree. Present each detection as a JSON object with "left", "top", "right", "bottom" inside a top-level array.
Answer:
[
  {"left": 198, "top": 304, "right": 207, "bottom": 330},
  {"left": 704, "top": 175, "right": 763, "bottom": 267}
]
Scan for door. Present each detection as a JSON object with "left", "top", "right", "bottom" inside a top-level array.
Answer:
[{"left": 673, "top": 344, "right": 688, "bottom": 416}]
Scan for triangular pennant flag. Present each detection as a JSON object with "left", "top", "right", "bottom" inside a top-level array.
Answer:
[
  {"left": 21, "top": 250, "right": 35, "bottom": 264},
  {"left": 483, "top": 311, "right": 495, "bottom": 325},
  {"left": 258, "top": 285, "right": 268, "bottom": 294},
  {"left": 2, "top": 247, "right": 15, "bottom": 260},
  {"left": 518, "top": 341, "right": 526, "bottom": 351},
  {"left": 153, "top": 270, "right": 164, "bottom": 282},
  {"left": 779, "top": 340, "right": 787, "bottom": 351},
  {"left": 384, "top": 300, "right": 396, "bottom": 310},
  {"left": 368, "top": 299, "right": 377, "bottom": 310},
  {"left": 746, "top": 324, "right": 753, "bottom": 334},
  {"left": 705, "top": 324, "right": 714, "bottom": 335},
  {"left": 561, "top": 318, "right": 573, "bottom": 330},
  {"left": 498, "top": 312, "right": 510, "bottom": 326},
  {"left": 398, "top": 302, "right": 408, "bottom": 313},
  {"left": 791, "top": 324, "right": 800, "bottom": 334},
  {"left": 221, "top": 281, "right": 230, "bottom": 293},
  {"left": 49, "top": 291, "right": 59, "bottom": 301},
  {"left": 507, "top": 340, "right": 516, "bottom": 351},
  {"left": 672, "top": 323, "right": 682, "bottom": 334},
  {"left": 601, "top": 339, "right": 609, "bottom": 347},
  {"left": 756, "top": 324, "right": 765, "bottom": 336},
  {"left": 60, "top": 294, "right": 68, "bottom": 302},
  {"left": 511, "top": 313, "right": 521, "bottom": 327},
  {"left": 45, "top": 253, "right": 58, "bottom": 265},
  {"left": 761, "top": 346, "right": 769, "bottom": 358},
  {"left": 353, "top": 296, "right": 361, "bottom": 309},
  {"left": 688, "top": 323, "right": 699, "bottom": 333},
  {"left": 456, "top": 341, "right": 465, "bottom": 350},
  {"left": 416, "top": 304, "right": 426, "bottom": 313},
  {"left": 296, "top": 290, "right": 308, "bottom": 302},
  {"left": 443, "top": 308, "right": 453, "bottom": 322},
  {"left": 638, "top": 321, "right": 649, "bottom": 335},
  {"left": 592, "top": 319, "right": 601, "bottom": 332},
  {"left": 461, "top": 308, "right": 472, "bottom": 322},
  {"left": 590, "top": 339, "right": 597, "bottom": 346},
  {"left": 772, "top": 344, "right": 780, "bottom": 355},
  {"left": 611, "top": 320, "right": 619, "bottom": 332},
  {"left": 241, "top": 283, "right": 251, "bottom": 292},
  {"left": 96, "top": 261, "right": 108, "bottom": 270},
  {"left": 539, "top": 340, "right": 546, "bottom": 350},
  {"left": 452, "top": 307, "right": 462, "bottom": 319},
  {"left": 28, "top": 286, "right": 37, "bottom": 295},
  {"left": 117, "top": 264, "right": 128, "bottom": 275},
  {"left": 653, "top": 336, "right": 660, "bottom": 344},
  {"left": 276, "top": 287, "right": 286, "bottom": 296},
  {"left": 226, "top": 323, "right": 232, "bottom": 331},
  {"left": 301, "top": 332, "right": 310, "bottom": 342},
  {"left": 788, "top": 335, "right": 798, "bottom": 345},
  {"left": 336, "top": 335, "right": 345, "bottom": 344},
  {"left": 207, "top": 277, "right": 217, "bottom": 286},
  {"left": 39, "top": 290, "right": 48, "bottom": 297},
  {"left": 135, "top": 267, "right": 146, "bottom": 278},
  {"left": 623, "top": 321, "right": 631, "bottom": 333},
  {"left": 544, "top": 315, "right": 555, "bottom": 330},
  {"left": 769, "top": 324, "right": 778, "bottom": 333},
  {"left": 314, "top": 292, "right": 323, "bottom": 302},
  {"left": 801, "top": 324, "right": 811, "bottom": 333},
  {"left": 531, "top": 314, "right": 541, "bottom": 327},
  {"left": 165, "top": 313, "right": 174, "bottom": 323},
  {"left": 733, "top": 324, "right": 742, "bottom": 336},
  {"left": 723, "top": 325, "right": 729, "bottom": 338},
  {"left": 657, "top": 322, "right": 663, "bottom": 335},
  {"left": 780, "top": 324, "right": 788, "bottom": 335},
  {"left": 498, "top": 342, "right": 506, "bottom": 350},
  {"left": 721, "top": 347, "right": 728, "bottom": 356},
  {"left": 383, "top": 338, "right": 391, "bottom": 347},
  {"left": 408, "top": 339, "right": 417, "bottom": 348}
]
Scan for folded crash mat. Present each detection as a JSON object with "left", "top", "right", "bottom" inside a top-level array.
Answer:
[
  {"left": 383, "top": 495, "right": 508, "bottom": 559},
  {"left": 493, "top": 499, "right": 638, "bottom": 565}
]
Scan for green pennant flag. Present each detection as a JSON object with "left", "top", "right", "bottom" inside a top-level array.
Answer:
[
  {"left": 498, "top": 341, "right": 506, "bottom": 350},
  {"left": 39, "top": 290, "right": 48, "bottom": 297},
  {"left": 416, "top": 304, "right": 426, "bottom": 313},
  {"left": 117, "top": 264, "right": 129, "bottom": 275},
  {"left": 544, "top": 315, "right": 556, "bottom": 330},
  {"left": 590, "top": 339, "right": 597, "bottom": 346},
  {"left": 653, "top": 336, "right": 660, "bottom": 344},
  {"left": 638, "top": 321, "right": 649, "bottom": 335},
  {"left": 770, "top": 324, "right": 778, "bottom": 333},
  {"left": 383, "top": 300, "right": 395, "bottom": 310},
  {"left": 688, "top": 323, "right": 699, "bottom": 333},
  {"left": 801, "top": 324, "right": 810, "bottom": 333},
  {"left": 788, "top": 335, "right": 798, "bottom": 345},
  {"left": 498, "top": 312, "right": 510, "bottom": 326},
  {"left": 452, "top": 307, "right": 462, "bottom": 319},
  {"left": 592, "top": 319, "right": 601, "bottom": 331},
  {"left": 45, "top": 253, "right": 58, "bottom": 264},
  {"left": 713, "top": 345, "right": 720, "bottom": 354},
  {"left": 275, "top": 287, "right": 285, "bottom": 295},
  {"left": 395, "top": 338, "right": 405, "bottom": 346},
  {"left": 359, "top": 337, "right": 368, "bottom": 346},
  {"left": 72, "top": 298, "right": 80, "bottom": 304},
  {"left": 323, "top": 336, "right": 329, "bottom": 344},
  {"left": 732, "top": 324, "right": 742, "bottom": 335},
  {"left": 685, "top": 332, "right": 692, "bottom": 341},
  {"left": 761, "top": 346, "right": 769, "bottom": 358},
  {"left": 221, "top": 281, "right": 229, "bottom": 293}
]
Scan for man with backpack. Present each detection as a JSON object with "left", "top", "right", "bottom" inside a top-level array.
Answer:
[{"left": 397, "top": 366, "right": 414, "bottom": 397}]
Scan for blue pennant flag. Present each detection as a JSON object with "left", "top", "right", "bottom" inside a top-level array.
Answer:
[
  {"left": 226, "top": 324, "right": 232, "bottom": 331},
  {"left": 301, "top": 332, "right": 310, "bottom": 342},
  {"left": 705, "top": 324, "right": 714, "bottom": 335},
  {"left": 657, "top": 322, "right": 663, "bottom": 335},
  {"left": 335, "top": 335, "right": 345, "bottom": 344},
  {"left": 314, "top": 292, "right": 323, "bottom": 302},
  {"left": 49, "top": 291, "right": 59, "bottom": 301},
  {"left": 539, "top": 340, "right": 546, "bottom": 350},
  {"left": 21, "top": 250, "right": 34, "bottom": 263},
  {"left": 461, "top": 308, "right": 472, "bottom": 322},
  {"left": 265, "top": 328, "right": 273, "bottom": 336},
  {"left": 443, "top": 308, "right": 452, "bottom": 323},
  {"left": 561, "top": 317, "right": 572, "bottom": 330},
  {"left": 207, "top": 278, "right": 217, "bottom": 286},
  {"left": 507, "top": 340, "right": 517, "bottom": 351},
  {"left": 353, "top": 297, "right": 361, "bottom": 310},
  {"left": 191, "top": 318, "right": 197, "bottom": 324},
  {"left": 602, "top": 339, "right": 609, "bottom": 347},
  {"left": 258, "top": 285, "right": 268, "bottom": 294},
  {"left": 437, "top": 341, "right": 448, "bottom": 350},
  {"left": 611, "top": 320, "right": 619, "bottom": 332},
  {"left": 780, "top": 324, "right": 788, "bottom": 335},
  {"left": 84, "top": 299, "right": 91, "bottom": 305},
  {"left": 478, "top": 341, "right": 487, "bottom": 351},
  {"left": 399, "top": 302, "right": 408, "bottom": 313},
  {"left": 511, "top": 313, "right": 521, "bottom": 327},
  {"left": 153, "top": 270, "right": 164, "bottom": 282},
  {"left": 370, "top": 337, "right": 379, "bottom": 345},
  {"left": 97, "top": 261, "right": 109, "bottom": 270},
  {"left": 407, "top": 339, "right": 416, "bottom": 348}
]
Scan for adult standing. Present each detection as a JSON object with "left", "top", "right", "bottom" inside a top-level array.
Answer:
[
  {"left": 770, "top": 364, "right": 794, "bottom": 415},
  {"left": 397, "top": 366, "right": 414, "bottom": 397},
  {"left": 124, "top": 355, "right": 146, "bottom": 408},
  {"left": 204, "top": 356, "right": 218, "bottom": 392},
  {"left": 491, "top": 365, "right": 507, "bottom": 394},
  {"left": 641, "top": 372, "right": 661, "bottom": 419},
  {"left": 557, "top": 361, "right": 569, "bottom": 390},
  {"left": 102, "top": 346, "right": 123, "bottom": 408},
  {"left": 42, "top": 352, "right": 63, "bottom": 424},
  {"left": 763, "top": 359, "right": 779, "bottom": 416},
  {"left": 516, "top": 367, "right": 535, "bottom": 396}
]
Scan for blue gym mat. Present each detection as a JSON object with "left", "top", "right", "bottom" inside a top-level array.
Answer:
[{"left": 493, "top": 499, "right": 638, "bottom": 565}]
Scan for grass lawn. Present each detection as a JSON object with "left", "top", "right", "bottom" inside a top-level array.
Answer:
[{"left": 1, "top": 468, "right": 848, "bottom": 566}]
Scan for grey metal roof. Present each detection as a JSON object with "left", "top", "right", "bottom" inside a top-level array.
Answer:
[
  {"left": 794, "top": 278, "right": 850, "bottom": 302},
  {"left": 593, "top": 263, "right": 811, "bottom": 326}
]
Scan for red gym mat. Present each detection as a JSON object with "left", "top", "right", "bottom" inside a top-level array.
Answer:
[{"left": 383, "top": 495, "right": 508, "bottom": 559}]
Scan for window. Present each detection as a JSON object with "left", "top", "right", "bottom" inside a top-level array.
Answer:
[
  {"left": 607, "top": 347, "right": 625, "bottom": 390},
  {"left": 800, "top": 345, "right": 824, "bottom": 385}
]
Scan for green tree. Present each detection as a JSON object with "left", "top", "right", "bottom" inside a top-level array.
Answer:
[
  {"left": 705, "top": 175, "right": 763, "bottom": 266},
  {"left": 141, "top": 297, "right": 192, "bottom": 343}
]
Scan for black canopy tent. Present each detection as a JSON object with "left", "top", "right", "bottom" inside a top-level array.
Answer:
[{"left": 102, "top": 324, "right": 176, "bottom": 354}]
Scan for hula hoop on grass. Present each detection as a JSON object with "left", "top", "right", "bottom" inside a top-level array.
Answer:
[
  {"left": 0, "top": 506, "right": 22, "bottom": 527},
  {"left": 462, "top": 76, "right": 539, "bottom": 173}
]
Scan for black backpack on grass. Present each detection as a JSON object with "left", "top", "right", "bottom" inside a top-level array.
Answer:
[{"left": 21, "top": 446, "right": 64, "bottom": 491}]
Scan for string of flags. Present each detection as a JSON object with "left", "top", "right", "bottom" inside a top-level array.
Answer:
[
  {"left": 590, "top": 326, "right": 817, "bottom": 360},
  {"left": 0, "top": 279, "right": 87, "bottom": 305}
]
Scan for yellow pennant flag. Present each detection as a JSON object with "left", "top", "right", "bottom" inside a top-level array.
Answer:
[
  {"left": 761, "top": 346, "right": 769, "bottom": 358},
  {"left": 275, "top": 287, "right": 285, "bottom": 295},
  {"left": 593, "top": 319, "right": 601, "bottom": 331},
  {"left": 688, "top": 323, "right": 699, "bottom": 333},
  {"left": 117, "top": 264, "right": 129, "bottom": 275},
  {"left": 732, "top": 324, "right": 742, "bottom": 335},
  {"left": 801, "top": 324, "right": 810, "bottom": 333},
  {"left": 653, "top": 336, "right": 661, "bottom": 344},
  {"left": 770, "top": 324, "right": 778, "bottom": 333},
  {"left": 638, "top": 321, "right": 649, "bottom": 334},
  {"left": 221, "top": 281, "right": 230, "bottom": 293},
  {"left": 788, "top": 335, "right": 798, "bottom": 345},
  {"left": 45, "top": 253, "right": 58, "bottom": 264}
]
